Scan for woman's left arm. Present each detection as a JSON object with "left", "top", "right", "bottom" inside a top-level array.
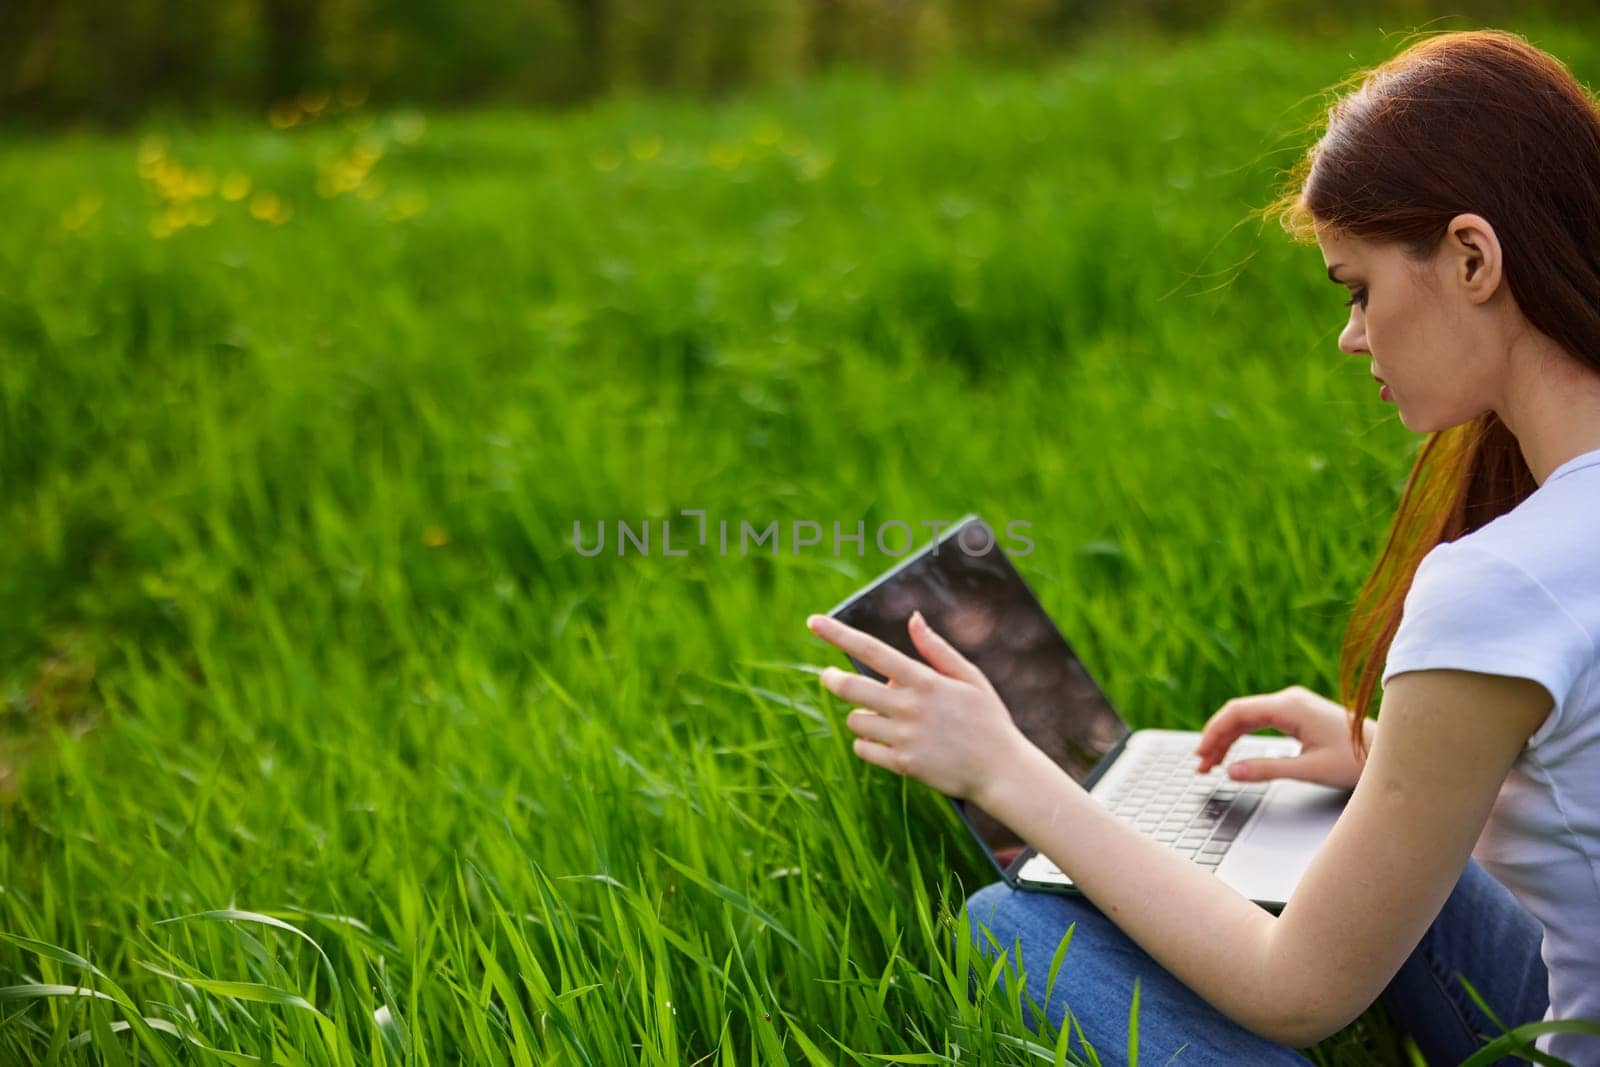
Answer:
[
  {"left": 978, "top": 667, "right": 1550, "bottom": 1046},
  {"left": 809, "top": 613, "right": 1554, "bottom": 1047}
]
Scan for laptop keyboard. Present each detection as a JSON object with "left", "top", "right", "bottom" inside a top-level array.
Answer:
[{"left": 1093, "top": 735, "right": 1290, "bottom": 871}]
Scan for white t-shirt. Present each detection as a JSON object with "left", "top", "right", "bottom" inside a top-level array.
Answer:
[{"left": 1382, "top": 445, "right": 1600, "bottom": 1062}]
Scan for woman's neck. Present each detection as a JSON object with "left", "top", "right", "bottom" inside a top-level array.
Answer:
[{"left": 1496, "top": 334, "right": 1600, "bottom": 485}]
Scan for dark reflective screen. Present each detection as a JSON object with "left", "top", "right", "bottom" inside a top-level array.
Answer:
[{"left": 830, "top": 518, "right": 1129, "bottom": 868}]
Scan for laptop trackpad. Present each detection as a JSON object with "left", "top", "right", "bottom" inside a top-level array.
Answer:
[{"left": 1215, "top": 780, "right": 1349, "bottom": 906}]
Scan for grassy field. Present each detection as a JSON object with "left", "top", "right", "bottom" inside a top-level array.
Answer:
[{"left": 5, "top": 21, "right": 1597, "bottom": 1065}]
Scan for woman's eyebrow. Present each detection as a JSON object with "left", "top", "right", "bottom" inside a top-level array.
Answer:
[{"left": 1326, "top": 263, "right": 1348, "bottom": 284}]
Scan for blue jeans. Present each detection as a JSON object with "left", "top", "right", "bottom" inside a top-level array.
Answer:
[{"left": 963, "top": 857, "right": 1548, "bottom": 1066}]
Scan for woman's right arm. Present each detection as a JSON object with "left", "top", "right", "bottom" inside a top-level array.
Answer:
[{"left": 1192, "top": 685, "right": 1377, "bottom": 790}]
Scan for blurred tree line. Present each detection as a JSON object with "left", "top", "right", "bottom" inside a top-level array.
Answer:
[{"left": 2, "top": 0, "right": 1595, "bottom": 125}]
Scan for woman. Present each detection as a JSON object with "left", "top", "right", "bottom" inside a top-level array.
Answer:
[{"left": 804, "top": 29, "right": 1600, "bottom": 1066}]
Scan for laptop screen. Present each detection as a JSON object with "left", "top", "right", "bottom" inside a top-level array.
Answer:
[{"left": 828, "top": 516, "right": 1130, "bottom": 867}]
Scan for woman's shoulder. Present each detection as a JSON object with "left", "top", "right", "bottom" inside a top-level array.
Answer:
[
  {"left": 1450, "top": 457, "right": 1597, "bottom": 586},
  {"left": 1388, "top": 505, "right": 1597, "bottom": 747},
  {"left": 1424, "top": 524, "right": 1595, "bottom": 639}
]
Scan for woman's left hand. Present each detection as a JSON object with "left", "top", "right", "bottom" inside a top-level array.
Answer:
[{"left": 805, "top": 610, "right": 1033, "bottom": 803}]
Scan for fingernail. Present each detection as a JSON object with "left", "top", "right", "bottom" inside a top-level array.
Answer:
[
  {"left": 806, "top": 615, "right": 822, "bottom": 632},
  {"left": 911, "top": 610, "right": 924, "bottom": 627},
  {"left": 1231, "top": 765, "right": 1252, "bottom": 779}
]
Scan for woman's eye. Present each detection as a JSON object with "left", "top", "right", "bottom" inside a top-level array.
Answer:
[{"left": 1343, "top": 288, "right": 1368, "bottom": 310}]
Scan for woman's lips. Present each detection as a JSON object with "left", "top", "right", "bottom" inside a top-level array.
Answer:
[{"left": 1380, "top": 384, "right": 1393, "bottom": 401}]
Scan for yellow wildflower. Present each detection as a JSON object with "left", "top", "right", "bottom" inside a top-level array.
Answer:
[{"left": 249, "top": 192, "right": 293, "bottom": 224}]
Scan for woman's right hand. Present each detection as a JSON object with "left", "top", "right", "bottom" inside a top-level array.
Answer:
[{"left": 1192, "top": 685, "right": 1375, "bottom": 791}]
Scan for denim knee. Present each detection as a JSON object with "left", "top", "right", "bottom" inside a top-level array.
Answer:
[
  {"left": 964, "top": 881, "right": 1015, "bottom": 948},
  {"left": 958, "top": 881, "right": 1023, "bottom": 1004},
  {"left": 954, "top": 881, "right": 1315, "bottom": 1066},
  {"left": 962, "top": 880, "right": 1102, "bottom": 962},
  {"left": 959, "top": 881, "right": 1106, "bottom": 1012}
]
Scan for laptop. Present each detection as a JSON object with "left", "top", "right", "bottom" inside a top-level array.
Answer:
[{"left": 822, "top": 513, "right": 1351, "bottom": 912}]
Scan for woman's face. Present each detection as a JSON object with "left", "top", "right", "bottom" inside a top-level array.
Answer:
[{"left": 1315, "top": 222, "right": 1503, "bottom": 433}]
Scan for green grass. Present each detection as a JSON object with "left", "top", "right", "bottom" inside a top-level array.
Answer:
[{"left": 4, "top": 20, "right": 1597, "bottom": 1065}]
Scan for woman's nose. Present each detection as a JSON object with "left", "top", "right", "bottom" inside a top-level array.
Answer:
[{"left": 1338, "top": 316, "right": 1368, "bottom": 356}]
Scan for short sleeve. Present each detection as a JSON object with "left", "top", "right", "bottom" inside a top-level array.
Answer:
[{"left": 1382, "top": 540, "right": 1594, "bottom": 748}]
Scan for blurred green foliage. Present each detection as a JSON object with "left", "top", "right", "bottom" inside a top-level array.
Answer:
[
  {"left": 5, "top": 0, "right": 1600, "bottom": 124},
  {"left": 5, "top": 13, "right": 1599, "bottom": 1066}
]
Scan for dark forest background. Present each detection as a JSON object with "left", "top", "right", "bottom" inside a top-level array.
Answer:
[{"left": 6, "top": 0, "right": 1597, "bottom": 124}]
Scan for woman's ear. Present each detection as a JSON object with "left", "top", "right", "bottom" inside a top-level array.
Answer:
[{"left": 1444, "top": 212, "right": 1504, "bottom": 304}]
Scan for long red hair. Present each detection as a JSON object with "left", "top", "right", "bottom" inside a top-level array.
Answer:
[{"left": 1267, "top": 29, "right": 1600, "bottom": 760}]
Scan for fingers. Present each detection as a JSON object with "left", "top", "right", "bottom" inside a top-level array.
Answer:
[
  {"left": 845, "top": 707, "right": 897, "bottom": 745},
  {"left": 1194, "top": 696, "right": 1295, "bottom": 768},
  {"left": 906, "top": 611, "right": 985, "bottom": 686},
  {"left": 851, "top": 736, "right": 901, "bottom": 774},
  {"left": 820, "top": 666, "right": 913, "bottom": 717},
  {"left": 1226, "top": 756, "right": 1304, "bottom": 782},
  {"left": 807, "top": 614, "right": 940, "bottom": 689}
]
